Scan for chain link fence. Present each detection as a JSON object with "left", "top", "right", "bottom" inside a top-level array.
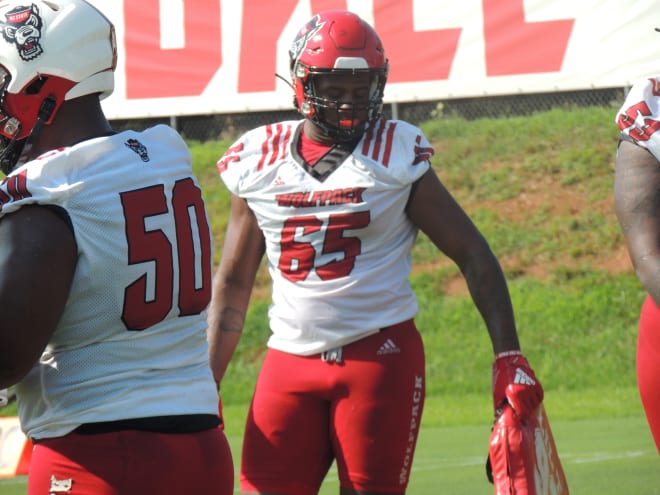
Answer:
[{"left": 110, "top": 87, "right": 627, "bottom": 143}]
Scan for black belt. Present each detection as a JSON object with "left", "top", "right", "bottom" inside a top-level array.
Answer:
[{"left": 72, "top": 414, "right": 220, "bottom": 435}]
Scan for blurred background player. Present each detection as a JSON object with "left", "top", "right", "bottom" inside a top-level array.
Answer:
[
  {"left": 209, "top": 9, "right": 544, "bottom": 495},
  {"left": 0, "top": 1, "right": 233, "bottom": 493},
  {"left": 614, "top": 73, "right": 660, "bottom": 454}
]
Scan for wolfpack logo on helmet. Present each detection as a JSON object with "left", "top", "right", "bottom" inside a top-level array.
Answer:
[
  {"left": 288, "top": 14, "right": 324, "bottom": 64},
  {"left": 0, "top": 4, "right": 44, "bottom": 61}
]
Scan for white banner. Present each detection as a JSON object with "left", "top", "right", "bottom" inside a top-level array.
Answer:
[
  {"left": 82, "top": 0, "right": 660, "bottom": 120},
  {"left": 0, "top": 417, "right": 30, "bottom": 478}
]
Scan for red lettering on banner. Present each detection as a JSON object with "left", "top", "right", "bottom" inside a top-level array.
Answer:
[
  {"left": 238, "top": 0, "right": 349, "bottom": 92},
  {"left": 238, "top": 0, "right": 299, "bottom": 93},
  {"left": 375, "top": 0, "right": 461, "bottom": 83},
  {"left": 124, "top": 0, "right": 222, "bottom": 98},
  {"left": 122, "top": 0, "right": 576, "bottom": 100},
  {"left": 483, "top": 0, "right": 574, "bottom": 76}
]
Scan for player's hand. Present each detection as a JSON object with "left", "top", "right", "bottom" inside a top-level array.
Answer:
[{"left": 492, "top": 350, "right": 543, "bottom": 420}]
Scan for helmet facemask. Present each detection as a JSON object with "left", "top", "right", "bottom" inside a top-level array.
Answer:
[
  {"left": 295, "top": 65, "right": 387, "bottom": 142},
  {"left": 0, "top": 66, "right": 22, "bottom": 174}
]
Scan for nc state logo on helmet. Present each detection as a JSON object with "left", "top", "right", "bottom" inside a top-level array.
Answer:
[
  {"left": 1, "top": 4, "right": 44, "bottom": 62},
  {"left": 0, "top": 0, "right": 117, "bottom": 174},
  {"left": 288, "top": 10, "right": 389, "bottom": 142}
]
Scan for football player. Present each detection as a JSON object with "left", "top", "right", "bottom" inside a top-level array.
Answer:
[
  {"left": 0, "top": 1, "right": 233, "bottom": 493},
  {"left": 209, "top": 9, "right": 544, "bottom": 495},
  {"left": 615, "top": 73, "right": 660, "bottom": 455}
]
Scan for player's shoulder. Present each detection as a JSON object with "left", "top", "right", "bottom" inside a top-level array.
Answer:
[
  {"left": 130, "top": 124, "right": 189, "bottom": 157},
  {"left": 140, "top": 123, "right": 186, "bottom": 143},
  {"left": 360, "top": 118, "right": 433, "bottom": 161},
  {"left": 217, "top": 119, "right": 302, "bottom": 174},
  {"left": 217, "top": 120, "right": 303, "bottom": 170},
  {"left": 616, "top": 76, "right": 660, "bottom": 149},
  {"left": 627, "top": 76, "right": 660, "bottom": 96},
  {"left": 0, "top": 146, "right": 75, "bottom": 215},
  {"left": 356, "top": 118, "right": 433, "bottom": 182},
  {"left": 618, "top": 76, "right": 660, "bottom": 116}
]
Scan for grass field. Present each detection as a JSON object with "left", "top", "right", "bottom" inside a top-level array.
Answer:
[{"left": 1, "top": 409, "right": 657, "bottom": 494}]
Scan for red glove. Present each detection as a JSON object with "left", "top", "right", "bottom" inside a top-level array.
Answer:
[{"left": 492, "top": 350, "right": 543, "bottom": 420}]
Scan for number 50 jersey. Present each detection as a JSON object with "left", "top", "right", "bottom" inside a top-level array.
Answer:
[
  {"left": 218, "top": 119, "right": 433, "bottom": 356},
  {"left": 0, "top": 125, "right": 217, "bottom": 440}
]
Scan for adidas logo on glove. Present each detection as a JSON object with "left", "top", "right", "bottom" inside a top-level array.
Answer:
[{"left": 513, "top": 367, "right": 536, "bottom": 386}]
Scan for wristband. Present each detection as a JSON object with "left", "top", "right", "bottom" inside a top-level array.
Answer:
[{"left": 494, "top": 349, "right": 523, "bottom": 359}]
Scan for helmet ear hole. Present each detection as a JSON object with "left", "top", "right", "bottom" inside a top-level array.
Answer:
[{"left": 25, "top": 77, "right": 47, "bottom": 95}]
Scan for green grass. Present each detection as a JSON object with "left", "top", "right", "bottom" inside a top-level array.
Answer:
[
  {"left": 211, "top": 270, "right": 644, "bottom": 416},
  {"left": 3, "top": 407, "right": 656, "bottom": 495}
]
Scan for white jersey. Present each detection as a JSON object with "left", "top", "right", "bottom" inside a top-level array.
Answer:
[
  {"left": 0, "top": 125, "right": 217, "bottom": 440},
  {"left": 218, "top": 119, "right": 432, "bottom": 355},
  {"left": 616, "top": 76, "right": 660, "bottom": 159}
]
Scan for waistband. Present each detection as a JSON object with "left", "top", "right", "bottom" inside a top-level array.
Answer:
[
  {"left": 320, "top": 318, "right": 415, "bottom": 363},
  {"left": 70, "top": 414, "right": 220, "bottom": 436},
  {"left": 380, "top": 318, "right": 415, "bottom": 333}
]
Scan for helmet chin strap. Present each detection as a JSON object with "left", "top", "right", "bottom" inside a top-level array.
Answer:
[
  {"left": 0, "top": 130, "right": 22, "bottom": 175},
  {"left": 0, "top": 95, "right": 56, "bottom": 175}
]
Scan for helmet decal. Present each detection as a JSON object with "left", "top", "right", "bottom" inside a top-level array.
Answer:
[
  {"left": 288, "top": 14, "right": 324, "bottom": 68},
  {"left": 0, "top": 4, "right": 44, "bottom": 62}
]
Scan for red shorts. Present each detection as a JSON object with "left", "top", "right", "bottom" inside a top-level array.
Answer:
[
  {"left": 240, "top": 320, "right": 425, "bottom": 495},
  {"left": 27, "top": 427, "right": 234, "bottom": 495},
  {"left": 638, "top": 295, "right": 660, "bottom": 454}
]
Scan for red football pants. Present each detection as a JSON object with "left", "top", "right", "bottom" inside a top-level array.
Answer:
[
  {"left": 27, "top": 427, "right": 234, "bottom": 495},
  {"left": 240, "top": 320, "right": 425, "bottom": 495},
  {"left": 638, "top": 294, "right": 660, "bottom": 454}
]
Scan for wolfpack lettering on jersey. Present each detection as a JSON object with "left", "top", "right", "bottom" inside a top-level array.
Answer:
[
  {"left": 218, "top": 119, "right": 433, "bottom": 355},
  {"left": 0, "top": 125, "right": 217, "bottom": 440},
  {"left": 275, "top": 187, "right": 366, "bottom": 208},
  {"left": 616, "top": 76, "right": 660, "bottom": 159}
]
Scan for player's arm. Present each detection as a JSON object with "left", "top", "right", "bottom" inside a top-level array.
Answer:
[
  {"left": 207, "top": 194, "right": 265, "bottom": 386},
  {"left": 0, "top": 205, "right": 77, "bottom": 389},
  {"left": 614, "top": 139, "right": 660, "bottom": 307},
  {"left": 407, "top": 168, "right": 543, "bottom": 418},
  {"left": 406, "top": 168, "right": 519, "bottom": 353}
]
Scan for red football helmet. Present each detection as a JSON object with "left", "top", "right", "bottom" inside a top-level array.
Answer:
[{"left": 288, "top": 10, "right": 388, "bottom": 142}]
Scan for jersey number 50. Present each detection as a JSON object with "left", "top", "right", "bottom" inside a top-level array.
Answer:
[{"left": 120, "top": 178, "right": 212, "bottom": 330}]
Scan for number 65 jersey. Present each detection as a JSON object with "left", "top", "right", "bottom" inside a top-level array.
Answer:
[
  {"left": 218, "top": 119, "right": 433, "bottom": 356},
  {"left": 0, "top": 125, "right": 217, "bottom": 440}
]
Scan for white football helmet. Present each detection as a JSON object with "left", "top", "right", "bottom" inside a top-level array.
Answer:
[{"left": 0, "top": 0, "right": 117, "bottom": 173}]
